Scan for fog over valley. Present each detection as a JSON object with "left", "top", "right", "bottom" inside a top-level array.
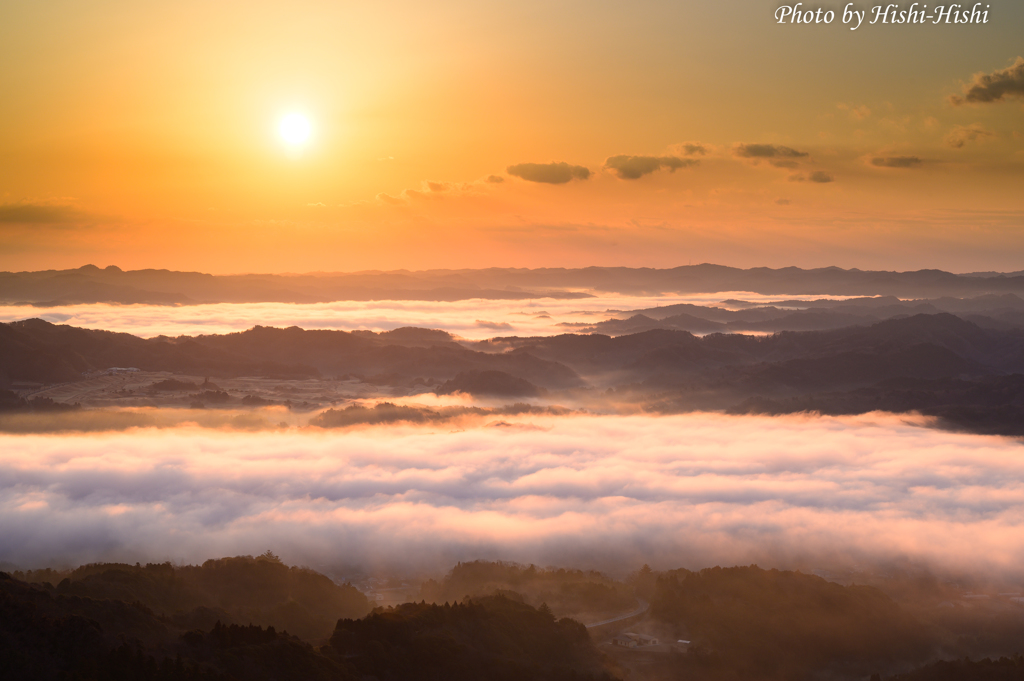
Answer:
[{"left": 2, "top": 412, "right": 1024, "bottom": 578}]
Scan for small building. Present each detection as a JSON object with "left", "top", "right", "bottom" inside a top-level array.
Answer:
[{"left": 612, "top": 636, "right": 637, "bottom": 648}]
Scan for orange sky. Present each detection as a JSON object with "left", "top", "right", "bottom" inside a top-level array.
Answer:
[{"left": 1, "top": 0, "right": 1022, "bottom": 273}]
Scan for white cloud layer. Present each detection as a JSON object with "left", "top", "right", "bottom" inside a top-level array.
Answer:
[
  {"left": 2, "top": 413, "right": 1022, "bottom": 577},
  {"left": 0, "top": 292, "right": 857, "bottom": 339}
]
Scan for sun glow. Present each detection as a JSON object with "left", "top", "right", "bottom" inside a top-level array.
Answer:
[{"left": 278, "top": 113, "right": 312, "bottom": 147}]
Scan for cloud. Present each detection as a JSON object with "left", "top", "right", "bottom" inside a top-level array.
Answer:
[
  {"left": 770, "top": 160, "right": 800, "bottom": 169},
  {"left": 2, "top": 413, "right": 1024, "bottom": 576},
  {"left": 838, "top": 103, "right": 871, "bottom": 120},
  {"left": 870, "top": 157, "right": 924, "bottom": 168},
  {"left": 378, "top": 180, "right": 476, "bottom": 203},
  {"left": 734, "top": 144, "right": 809, "bottom": 159},
  {"left": 404, "top": 182, "right": 453, "bottom": 200},
  {"left": 775, "top": 198, "right": 791, "bottom": 206},
  {"left": 945, "top": 124, "right": 995, "bottom": 148},
  {"left": 376, "top": 193, "right": 403, "bottom": 205},
  {"left": 506, "top": 162, "right": 591, "bottom": 184},
  {"left": 950, "top": 56, "right": 1024, "bottom": 105},
  {"left": 474, "top": 320, "right": 514, "bottom": 330},
  {"left": 2, "top": 292, "right": 790, "bottom": 341},
  {"left": 0, "top": 203, "right": 89, "bottom": 225},
  {"left": 788, "top": 171, "right": 834, "bottom": 183},
  {"left": 485, "top": 175, "right": 504, "bottom": 183},
  {"left": 604, "top": 155, "right": 697, "bottom": 180},
  {"left": 677, "top": 143, "right": 707, "bottom": 156}
]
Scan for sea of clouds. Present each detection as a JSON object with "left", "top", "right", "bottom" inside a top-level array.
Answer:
[
  {"left": 0, "top": 292, "right": 848, "bottom": 339},
  {"left": 2, "top": 412, "right": 1022, "bottom": 578}
]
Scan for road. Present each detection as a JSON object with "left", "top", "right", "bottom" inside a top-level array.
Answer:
[{"left": 584, "top": 598, "right": 649, "bottom": 628}]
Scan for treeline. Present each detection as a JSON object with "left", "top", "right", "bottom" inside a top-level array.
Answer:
[
  {"left": 13, "top": 552, "right": 369, "bottom": 642},
  {"left": 0, "top": 571, "right": 350, "bottom": 681},
  {"left": 0, "top": 571, "right": 611, "bottom": 681},
  {"left": 0, "top": 389, "right": 79, "bottom": 413},
  {"left": 881, "top": 656, "right": 1024, "bottom": 681},
  {"left": 418, "top": 560, "right": 635, "bottom": 621},
  {"left": 310, "top": 402, "right": 571, "bottom": 428},
  {"left": 648, "top": 565, "right": 929, "bottom": 679},
  {"left": 631, "top": 565, "right": 1024, "bottom": 681},
  {"left": 5, "top": 558, "right": 1024, "bottom": 681},
  {"left": 327, "top": 596, "right": 614, "bottom": 681}
]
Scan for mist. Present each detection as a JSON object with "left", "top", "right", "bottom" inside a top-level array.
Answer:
[
  {"left": 0, "top": 292, "right": 851, "bottom": 339},
  {"left": 3, "top": 412, "right": 1022, "bottom": 578}
]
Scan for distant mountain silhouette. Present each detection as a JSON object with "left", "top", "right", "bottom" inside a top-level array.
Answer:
[
  {"left": 576, "top": 293, "right": 1024, "bottom": 336},
  {"left": 5, "top": 264, "right": 1024, "bottom": 305},
  {"left": 0, "top": 319, "right": 582, "bottom": 388}
]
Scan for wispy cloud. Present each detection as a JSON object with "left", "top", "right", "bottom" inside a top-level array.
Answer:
[
  {"left": 0, "top": 203, "right": 91, "bottom": 225},
  {"left": 376, "top": 193, "right": 403, "bottom": 205},
  {"left": 789, "top": 171, "right": 834, "bottom": 183},
  {"left": 945, "top": 124, "right": 995, "bottom": 148},
  {"left": 838, "top": 103, "right": 872, "bottom": 120}
]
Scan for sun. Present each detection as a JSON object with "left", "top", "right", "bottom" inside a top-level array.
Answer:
[{"left": 278, "top": 113, "right": 312, "bottom": 147}]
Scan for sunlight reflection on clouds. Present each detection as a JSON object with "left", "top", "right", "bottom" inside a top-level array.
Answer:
[{"left": 1, "top": 412, "right": 1022, "bottom": 574}]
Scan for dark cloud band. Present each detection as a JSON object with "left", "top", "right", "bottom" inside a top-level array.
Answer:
[
  {"left": 871, "top": 157, "right": 924, "bottom": 168},
  {"left": 951, "top": 56, "right": 1024, "bottom": 105},
  {"left": 506, "top": 162, "right": 591, "bottom": 184},
  {"left": 604, "top": 155, "right": 698, "bottom": 180},
  {"left": 0, "top": 204, "right": 87, "bottom": 224},
  {"left": 734, "top": 144, "right": 809, "bottom": 159}
]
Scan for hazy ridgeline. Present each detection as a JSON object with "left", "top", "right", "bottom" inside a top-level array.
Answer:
[
  {"left": 4, "top": 556, "right": 1024, "bottom": 681},
  {"left": 5, "top": 264, "right": 1024, "bottom": 305},
  {"left": 4, "top": 309, "right": 1024, "bottom": 435}
]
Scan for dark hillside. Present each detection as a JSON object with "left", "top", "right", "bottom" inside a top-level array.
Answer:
[
  {"left": 327, "top": 595, "right": 614, "bottom": 681},
  {"left": 650, "top": 566, "right": 932, "bottom": 680},
  {"left": 31, "top": 554, "right": 370, "bottom": 643}
]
